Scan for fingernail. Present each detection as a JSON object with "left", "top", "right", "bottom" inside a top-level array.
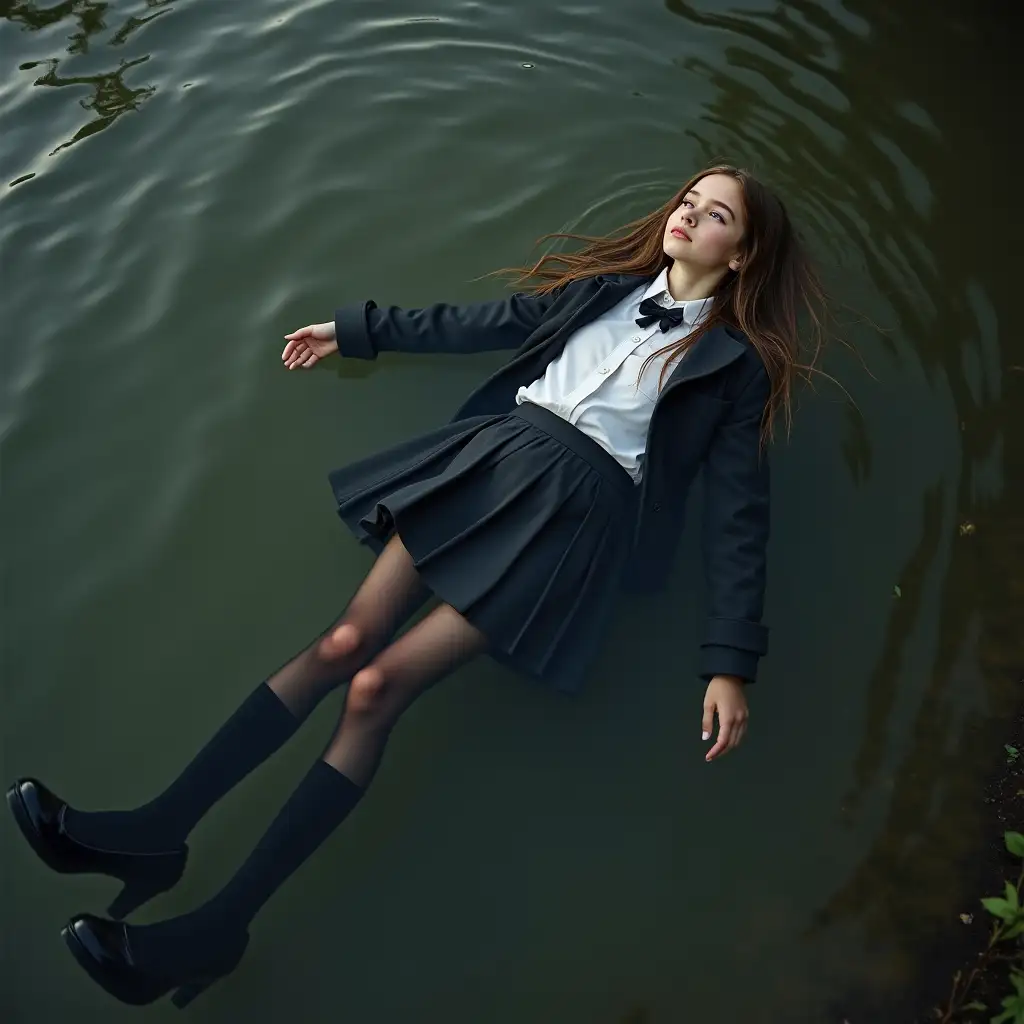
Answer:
[{"left": 702, "top": 731, "right": 710, "bottom": 741}]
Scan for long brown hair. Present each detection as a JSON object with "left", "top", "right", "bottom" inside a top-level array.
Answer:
[{"left": 477, "top": 164, "right": 837, "bottom": 451}]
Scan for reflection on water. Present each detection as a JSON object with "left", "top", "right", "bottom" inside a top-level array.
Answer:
[
  {"left": 3, "top": 0, "right": 173, "bottom": 180},
  {"left": 3, "top": 0, "right": 172, "bottom": 50},
  {"left": 20, "top": 53, "right": 155, "bottom": 155},
  {"left": 3, "top": 0, "right": 111, "bottom": 53}
]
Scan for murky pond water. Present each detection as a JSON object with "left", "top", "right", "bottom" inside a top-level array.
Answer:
[{"left": 2, "top": 1, "right": 1020, "bottom": 1021}]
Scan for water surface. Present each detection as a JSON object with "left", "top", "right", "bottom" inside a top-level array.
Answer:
[{"left": 2, "top": 1, "right": 1021, "bottom": 1021}]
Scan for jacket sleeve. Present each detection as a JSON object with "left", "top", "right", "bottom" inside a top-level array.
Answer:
[
  {"left": 333, "top": 284, "right": 572, "bottom": 360},
  {"left": 698, "top": 362, "right": 771, "bottom": 684}
]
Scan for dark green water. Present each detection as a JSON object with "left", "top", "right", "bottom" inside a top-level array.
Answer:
[{"left": 2, "top": 1, "right": 1021, "bottom": 1022}]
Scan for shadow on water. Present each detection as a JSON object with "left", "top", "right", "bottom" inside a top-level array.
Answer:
[
  {"left": 2, "top": 0, "right": 173, "bottom": 181},
  {"left": 664, "top": 0, "right": 1022, "bottom": 1015}
]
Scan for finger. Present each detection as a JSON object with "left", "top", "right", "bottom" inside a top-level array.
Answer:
[
  {"left": 730, "top": 719, "right": 747, "bottom": 751},
  {"left": 284, "top": 336, "right": 311, "bottom": 361},
  {"left": 706, "top": 716, "right": 733, "bottom": 762},
  {"left": 299, "top": 350, "right": 318, "bottom": 368},
  {"left": 284, "top": 326, "right": 311, "bottom": 341},
  {"left": 286, "top": 342, "right": 308, "bottom": 369},
  {"left": 282, "top": 339, "right": 299, "bottom": 360},
  {"left": 701, "top": 703, "right": 715, "bottom": 742}
]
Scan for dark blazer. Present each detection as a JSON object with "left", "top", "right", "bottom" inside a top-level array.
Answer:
[{"left": 335, "top": 272, "right": 771, "bottom": 684}]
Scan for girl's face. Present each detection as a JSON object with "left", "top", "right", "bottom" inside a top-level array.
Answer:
[{"left": 663, "top": 173, "right": 747, "bottom": 273}]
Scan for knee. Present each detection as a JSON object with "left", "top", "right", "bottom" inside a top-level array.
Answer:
[
  {"left": 318, "top": 621, "right": 366, "bottom": 665},
  {"left": 346, "top": 665, "right": 395, "bottom": 719}
]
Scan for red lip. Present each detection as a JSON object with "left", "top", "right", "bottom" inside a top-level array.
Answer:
[{"left": 671, "top": 227, "right": 691, "bottom": 241}]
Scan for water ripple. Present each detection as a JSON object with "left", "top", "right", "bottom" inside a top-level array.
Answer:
[{"left": 1, "top": 3, "right": 174, "bottom": 183}]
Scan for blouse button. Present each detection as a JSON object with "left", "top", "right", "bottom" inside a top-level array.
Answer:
[
  {"left": 652, "top": 502, "right": 662, "bottom": 512},
  {"left": 598, "top": 367, "right": 609, "bottom": 374}
]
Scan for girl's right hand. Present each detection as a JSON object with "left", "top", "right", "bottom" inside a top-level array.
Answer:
[{"left": 282, "top": 322, "right": 339, "bottom": 369}]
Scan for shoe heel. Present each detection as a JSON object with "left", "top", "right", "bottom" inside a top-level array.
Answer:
[
  {"left": 107, "top": 877, "right": 163, "bottom": 919},
  {"left": 171, "top": 977, "right": 217, "bottom": 1008},
  {"left": 107, "top": 852, "right": 187, "bottom": 919}
]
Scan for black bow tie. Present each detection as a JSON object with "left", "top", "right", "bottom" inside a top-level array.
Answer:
[{"left": 635, "top": 297, "right": 688, "bottom": 332}]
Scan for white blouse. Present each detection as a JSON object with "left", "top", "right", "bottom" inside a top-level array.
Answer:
[{"left": 515, "top": 266, "right": 711, "bottom": 483}]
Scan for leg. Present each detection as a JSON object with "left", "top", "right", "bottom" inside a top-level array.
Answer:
[
  {"left": 86, "top": 603, "right": 490, "bottom": 1000},
  {"left": 200, "top": 602, "right": 489, "bottom": 927},
  {"left": 61, "top": 534, "right": 433, "bottom": 854},
  {"left": 267, "top": 533, "right": 436, "bottom": 719},
  {"left": 322, "top": 601, "right": 491, "bottom": 786}
]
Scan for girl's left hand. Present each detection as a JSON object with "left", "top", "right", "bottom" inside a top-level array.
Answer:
[{"left": 702, "top": 675, "right": 749, "bottom": 762}]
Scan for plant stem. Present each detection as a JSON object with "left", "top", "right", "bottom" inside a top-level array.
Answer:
[{"left": 936, "top": 862, "right": 1024, "bottom": 1019}]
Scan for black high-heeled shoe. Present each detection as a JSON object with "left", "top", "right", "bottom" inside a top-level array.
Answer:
[
  {"left": 6, "top": 778, "right": 188, "bottom": 918},
  {"left": 62, "top": 913, "right": 248, "bottom": 1008}
]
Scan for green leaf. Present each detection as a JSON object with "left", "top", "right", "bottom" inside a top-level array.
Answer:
[
  {"left": 893, "top": 584, "right": 902, "bottom": 597},
  {"left": 964, "top": 1000, "right": 987, "bottom": 1011},
  {"left": 989, "top": 990, "right": 1024, "bottom": 1024},
  {"left": 1004, "top": 919, "right": 1024, "bottom": 940},
  {"left": 982, "top": 896, "right": 1015, "bottom": 921},
  {"left": 1006, "top": 832, "right": 1024, "bottom": 858},
  {"left": 1003, "top": 880, "right": 1020, "bottom": 909}
]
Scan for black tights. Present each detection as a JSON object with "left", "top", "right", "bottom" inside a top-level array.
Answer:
[
  {"left": 58, "top": 535, "right": 494, "bottom": 974},
  {"left": 65, "top": 534, "right": 490, "bottom": 851},
  {"left": 56, "top": 532, "right": 496, "bottom": 985},
  {"left": 266, "top": 536, "right": 490, "bottom": 788}
]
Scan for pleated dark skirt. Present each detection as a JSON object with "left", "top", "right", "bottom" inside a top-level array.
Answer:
[{"left": 327, "top": 401, "right": 639, "bottom": 694}]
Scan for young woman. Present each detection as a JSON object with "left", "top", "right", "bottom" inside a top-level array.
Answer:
[{"left": 7, "top": 164, "right": 827, "bottom": 1007}]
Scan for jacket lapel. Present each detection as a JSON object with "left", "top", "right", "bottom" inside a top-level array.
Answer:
[
  {"left": 662, "top": 324, "right": 745, "bottom": 393},
  {"left": 514, "top": 276, "right": 635, "bottom": 365},
  {"left": 557, "top": 276, "right": 634, "bottom": 338}
]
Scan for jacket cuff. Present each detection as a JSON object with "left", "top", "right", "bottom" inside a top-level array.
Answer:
[
  {"left": 701, "top": 616, "right": 768, "bottom": 654},
  {"left": 697, "top": 645, "right": 761, "bottom": 684},
  {"left": 335, "top": 301, "right": 378, "bottom": 360}
]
